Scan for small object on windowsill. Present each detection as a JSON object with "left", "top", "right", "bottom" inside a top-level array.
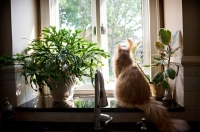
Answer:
[
  {"left": 1, "top": 97, "right": 14, "bottom": 127},
  {"left": 136, "top": 118, "right": 147, "bottom": 130},
  {"left": 162, "top": 88, "right": 173, "bottom": 101}
]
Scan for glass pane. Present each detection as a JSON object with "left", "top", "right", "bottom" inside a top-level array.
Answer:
[
  {"left": 58, "top": 0, "right": 143, "bottom": 88},
  {"left": 59, "top": 0, "right": 92, "bottom": 41},
  {"left": 106, "top": 0, "right": 142, "bottom": 83},
  {"left": 59, "top": 0, "right": 93, "bottom": 86}
]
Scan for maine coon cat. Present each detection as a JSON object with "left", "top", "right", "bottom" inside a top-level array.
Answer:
[{"left": 113, "top": 38, "right": 190, "bottom": 132}]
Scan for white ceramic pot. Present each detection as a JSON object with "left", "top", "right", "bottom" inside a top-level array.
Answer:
[{"left": 49, "top": 76, "right": 76, "bottom": 103}]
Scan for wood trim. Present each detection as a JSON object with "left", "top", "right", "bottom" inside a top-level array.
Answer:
[
  {"left": 159, "top": 0, "right": 164, "bottom": 28},
  {"left": 181, "top": 56, "right": 200, "bottom": 66},
  {"left": 37, "top": 0, "right": 41, "bottom": 36}
]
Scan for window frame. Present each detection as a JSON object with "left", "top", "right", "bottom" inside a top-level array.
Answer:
[{"left": 40, "top": 0, "right": 161, "bottom": 95}]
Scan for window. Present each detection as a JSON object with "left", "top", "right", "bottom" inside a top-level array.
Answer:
[{"left": 41, "top": 0, "right": 160, "bottom": 95}]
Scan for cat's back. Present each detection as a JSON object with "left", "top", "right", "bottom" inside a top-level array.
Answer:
[
  {"left": 115, "top": 65, "right": 150, "bottom": 104},
  {"left": 117, "top": 65, "right": 149, "bottom": 88}
]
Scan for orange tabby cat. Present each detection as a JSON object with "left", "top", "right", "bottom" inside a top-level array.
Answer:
[{"left": 113, "top": 39, "right": 190, "bottom": 132}]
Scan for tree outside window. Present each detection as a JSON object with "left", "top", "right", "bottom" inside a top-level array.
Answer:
[{"left": 59, "top": 0, "right": 142, "bottom": 83}]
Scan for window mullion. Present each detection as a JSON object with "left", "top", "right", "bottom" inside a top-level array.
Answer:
[
  {"left": 99, "top": 0, "right": 109, "bottom": 83},
  {"left": 92, "top": 0, "right": 97, "bottom": 42},
  {"left": 142, "top": 0, "right": 151, "bottom": 79},
  {"left": 95, "top": 0, "right": 101, "bottom": 49},
  {"left": 49, "top": 0, "right": 59, "bottom": 28},
  {"left": 40, "top": 0, "right": 50, "bottom": 31},
  {"left": 149, "top": 0, "right": 161, "bottom": 79}
]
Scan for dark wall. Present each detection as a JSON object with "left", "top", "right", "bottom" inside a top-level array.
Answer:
[
  {"left": 183, "top": 0, "right": 200, "bottom": 56},
  {"left": 0, "top": 0, "right": 12, "bottom": 56}
]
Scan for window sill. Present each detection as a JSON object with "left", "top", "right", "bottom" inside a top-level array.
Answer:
[{"left": 15, "top": 95, "right": 185, "bottom": 112}]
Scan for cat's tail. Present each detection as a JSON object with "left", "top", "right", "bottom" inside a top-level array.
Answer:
[{"left": 135, "top": 99, "right": 190, "bottom": 132}]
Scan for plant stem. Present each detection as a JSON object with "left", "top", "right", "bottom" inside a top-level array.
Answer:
[
  {"left": 168, "top": 45, "right": 171, "bottom": 68},
  {"left": 135, "top": 59, "right": 150, "bottom": 82}
]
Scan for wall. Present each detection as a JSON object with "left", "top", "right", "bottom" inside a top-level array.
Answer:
[
  {"left": 182, "top": 0, "right": 200, "bottom": 56},
  {"left": 0, "top": 0, "right": 38, "bottom": 107},
  {"left": 11, "top": 0, "right": 38, "bottom": 54},
  {"left": 181, "top": 0, "right": 200, "bottom": 120},
  {"left": 0, "top": 0, "right": 12, "bottom": 56},
  {"left": 163, "top": 0, "right": 184, "bottom": 107},
  {"left": 164, "top": 0, "right": 200, "bottom": 121}
]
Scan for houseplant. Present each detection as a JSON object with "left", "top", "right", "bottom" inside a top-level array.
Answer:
[
  {"left": 131, "top": 28, "right": 180, "bottom": 100},
  {"left": 0, "top": 26, "right": 110, "bottom": 103}
]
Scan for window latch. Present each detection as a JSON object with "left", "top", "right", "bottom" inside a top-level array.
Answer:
[
  {"left": 94, "top": 26, "right": 96, "bottom": 35},
  {"left": 101, "top": 24, "right": 106, "bottom": 34},
  {"left": 94, "top": 24, "right": 106, "bottom": 35}
]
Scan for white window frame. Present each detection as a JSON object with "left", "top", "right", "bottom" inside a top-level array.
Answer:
[
  {"left": 40, "top": 0, "right": 161, "bottom": 95},
  {"left": 149, "top": 0, "right": 162, "bottom": 78}
]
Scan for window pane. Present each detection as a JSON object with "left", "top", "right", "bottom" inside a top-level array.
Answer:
[
  {"left": 106, "top": 0, "right": 142, "bottom": 83},
  {"left": 58, "top": 0, "right": 143, "bottom": 88},
  {"left": 59, "top": 0, "right": 92, "bottom": 41},
  {"left": 59, "top": 0, "right": 93, "bottom": 86}
]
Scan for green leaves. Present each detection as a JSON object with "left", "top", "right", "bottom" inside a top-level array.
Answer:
[
  {"left": 166, "top": 67, "right": 176, "bottom": 80},
  {"left": 158, "top": 28, "right": 172, "bottom": 45},
  {"left": 155, "top": 41, "right": 164, "bottom": 52},
  {"left": 152, "top": 57, "right": 167, "bottom": 65},
  {"left": 131, "top": 42, "right": 141, "bottom": 55},
  {"left": 148, "top": 28, "right": 180, "bottom": 90},
  {"left": 151, "top": 68, "right": 176, "bottom": 90},
  {"left": 161, "top": 80, "right": 169, "bottom": 89},
  {"left": 0, "top": 26, "right": 110, "bottom": 94},
  {"left": 152, "top": 71, "right": 170, "bottom": 90},
  {"left": 152, "top": 72, "right": 164, "bottom": 84}
]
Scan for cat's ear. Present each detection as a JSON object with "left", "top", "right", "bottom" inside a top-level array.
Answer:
[
  {"left": 126, "top": 39, "right": 133, "bottom": 51},
  {"left": 117, "top": 44, "right": 121, "bottom": 50}
]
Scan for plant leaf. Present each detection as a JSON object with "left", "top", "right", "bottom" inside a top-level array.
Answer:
[
  {"left": 170, "top": 30, "right": 180, "bottom": 47},
  {"left": 152, "top": 57, "right": 167, "bottom": 65},
  {"left": 161, "top": 80, "right": 169, "bottom": 89},
  {"left": 165, "top": 67, "right": 176, "bottom": 79},
  {"left": 131, "top": 42, "right": 141, "bottom": 55},
  {"left": 152, "top": 72, "right": 164, "bottom": 84},
  {"left": 158, "top": 28, "right": 172, "bottom": 45},
  {"left": 169, "top": 46, "right": 180, "bottom": 56},
  {"left": 142, "top": 62, "right": 160, "bottom": 67},
  {"left": 155, "top": 41, "right": 164, "bottom": 52}
]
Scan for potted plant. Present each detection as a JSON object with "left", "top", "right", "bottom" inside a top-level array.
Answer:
[
  {"left": 0, "top": 26, "right": 110, "bottom": 103},
  {"left": 131, "top": 28, "right": 180, "bottom": 100}
]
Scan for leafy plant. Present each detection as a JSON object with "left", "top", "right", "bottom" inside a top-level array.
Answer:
[
  {"left": 0, "top": 26, "right": 110, "bottom": 94},
  {"left": 59, "top": 0, "right": 142, "bottom": 80},
  {"left": 74, "top": 99, "right": 95, "bottom": 108},
  {"left": 142, "top": 28, "right": 180, "bottom": 90},
  {"left": 131, "top": 41, "right": 150, "bottom": 82}
]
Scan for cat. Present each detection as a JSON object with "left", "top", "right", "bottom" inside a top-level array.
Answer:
[{"left": 113, "top": 38, "right": 190, "bottom": 132}]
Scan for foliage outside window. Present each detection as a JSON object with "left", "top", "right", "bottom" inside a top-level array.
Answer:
[{"left": 58, "top": 0, "right": 143, "bottom": 85}]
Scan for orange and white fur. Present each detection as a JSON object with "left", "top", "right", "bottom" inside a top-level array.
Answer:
[{"left": 113, "top": 39, "right": 190, "bottom": 132}]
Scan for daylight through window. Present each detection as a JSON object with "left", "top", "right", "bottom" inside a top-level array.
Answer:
[{"left": 48, "top": 0, "right": 151, "bottom": 92}]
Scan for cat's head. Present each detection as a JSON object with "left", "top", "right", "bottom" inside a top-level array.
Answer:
[
  {"left": 117, "top": 38, "right": 134, "bottom": 55},
  {"left": 113, "top": 39, "right": 134, "bottom": 77},
  {"left": 114, "top": 38, "right": 134, "bottom": 65}
]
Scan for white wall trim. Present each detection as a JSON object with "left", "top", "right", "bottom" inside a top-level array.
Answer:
[
  {"left": 40, "top": 0, "right": 50, "bottom": 30},
  {"left": 149, "top": 0, "right": 161, "bottom": 79}
]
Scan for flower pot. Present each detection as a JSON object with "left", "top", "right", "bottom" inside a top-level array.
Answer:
[
  {"left": 149, "top": 82, "right": 164, "bottom": 97},
  {"left": 49, "top": 76, "right": 76, "bottom": 103}
]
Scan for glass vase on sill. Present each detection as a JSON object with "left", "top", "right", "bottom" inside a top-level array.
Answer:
[
  {"left": 162, "top": 88, "right": 172, "bottom": 101},
  {"left": 162, "top": 77, "right": 177, "bottom": 101}
]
